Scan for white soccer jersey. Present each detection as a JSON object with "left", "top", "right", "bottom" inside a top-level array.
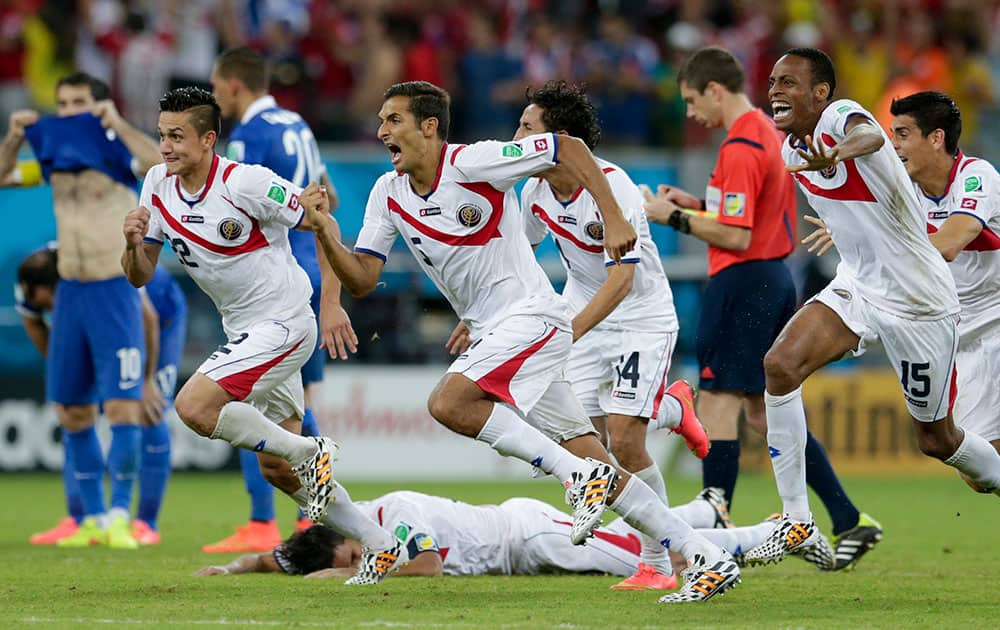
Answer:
[
  {"left": 354, "top": 134, "right": 571, "bottom": 338},
  {"left": 918, "top": 151, "right": 1000, "bottom": 337},
  {"left": 784, "top": 99, "right": 959, "bottom": 319},
  {"left": 521, "top": 158, "right": 678, "bottom": 334},
  {"left": 141, "top": 155, "right": 312, "bottom": 331}
]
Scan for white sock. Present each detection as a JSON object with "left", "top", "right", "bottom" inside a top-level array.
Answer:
[
  {"left": 699, "top": 521, "right": 777, "bottom": 557},
  {"left": 765, "top": 387, "right": 810, "bottom": 522},
  {"left": 651, "top": 394, "right": 683, "bottom": 430},
  {"left": 633, "top": 464, "right": 673, "bottom": 574},
  {"left": 290, "top": 486, "right": 394, "bottom": 550},
  {"left": 212, "top": 401, "right": 315, "bottom": 463},
  {"left": 944, "top": 429, "right": 1000, "bottom": 489},
  {"left": 669, "top": 496, "right": 717, "bottom": 529},
  {"left": 609, "top": 475, "right": 722, "bottom": 563},
  {"left": 476, "top": 403, "right": 590, "bottom": 483}
]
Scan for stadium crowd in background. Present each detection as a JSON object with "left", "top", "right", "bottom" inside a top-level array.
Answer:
[{"left": 1, "top": 0, "right": 997, "bottom": 152}]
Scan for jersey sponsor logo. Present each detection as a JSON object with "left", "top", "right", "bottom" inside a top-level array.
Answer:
[
  {"left": 612, "top": 390, "right": 636, "bottom": 400},
  {"left": 181, "top": 215, "right": 205, "bottom": 223},
  {"left": 960, "top": 198, "right": 978, "bottom": 210},
  {"left": 456, "top": 204, "right": 484, "bottom": 227},
  {"left": 267, "top": 183, "right": 287, "bottom": 204},
  {"left": 501, "top": 144, "right": 523, "bottom": 158},
  {"left": 723, "top": 192, "right": 746, "bottom": 217},
  {"left": 836, "top": 104, "right": 852, "bottom": 114},
  {"left": 964, "top": 176, "right": 982, "bottom": 192},
  {"left": 903, "top": 394, "right": 928, "bottom": 408},
  {"left": 534, "top": 138, "right": 548, "bottom": 152},
  {"left": 393, "top": 523, "right": 411, "bottom": 541},
  {"left": 928, "top": 210, "right": 949, "bottom": 219},
  {"left": 287, "top": 193, "right": 300, "bottom": 211},
  {"left": 218, "top": 218, "right": 245, "bottom": 240},
  {"left": 584, "top": 221, "right": 604, "bottom": 241},
  {"left": 419, "top": 207, "right": 442, "bottom": 217},
  {"left": 832, "top": 288, "right": 852, "bottom": 301},
  {"left": 557, "top": 215, "right": 577, "bottom": 225}
]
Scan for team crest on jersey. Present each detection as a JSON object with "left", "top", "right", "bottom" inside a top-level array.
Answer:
[
  {"left": 218, "top": 218, "right": 244, "bottom": 240},
  {"left": 819, "top": 164, "right": 837, "bottom": 179},
  {"left": 456, "top": 204, "right": 483, "bottom": 227},
  {"left": 584, "top": 221, "right": 604, "bottom": 241},
  {"left": 723, "top": 192, "right": 746, "bottom": 217},
  {"left": 832, "top": 289, "right": 852, "bottom": 301},
  {"left": 558, "top": 215, "right": 577, "bottom": 225},
  {"left": 964, "top": 176, "right": 982, "bottom": 192},
  {"left": 267, "top": 183, "right": 287, "bottom": 204}
]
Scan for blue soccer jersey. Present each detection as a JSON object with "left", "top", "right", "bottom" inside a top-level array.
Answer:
[{"left": 226, "top": 96, "right": 325, "bottom": 289}]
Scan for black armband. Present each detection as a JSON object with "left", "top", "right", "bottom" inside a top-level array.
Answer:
[
  {"left": 667, "top": 209, "right": 691, "bottom": 234},
  {"left": 698, "top": 198, "right": 706, "bottom": 211}
]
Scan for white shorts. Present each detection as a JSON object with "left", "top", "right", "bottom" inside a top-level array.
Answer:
[
  {"left": 953, "top": 325, "right": 1000, "bottom": 441},
  {"left": 502, "top": 498, "right": 637, "bottom": 577},
  {"left": 812, "top": 275, "right": 959, "bottom": 422},
  {"left": 568, "top": 328, "right": 676, "bottom": 419},
  {"left": 448, "top": 315, "right": 571, "bottom": 414},
  {"left": 198, "top": 310, "right": 316, "bottom": 423}
]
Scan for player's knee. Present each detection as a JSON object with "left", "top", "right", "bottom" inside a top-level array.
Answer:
[
  {"left": 173, "top": 393, "right": 218, "bottom": 437},
  {"left": 914, "top": 425, "right": 962, "bottom": 461},
  {"left": 606, "top": 427, "right": 645, "bottom": 470},
  {"left": 763, "top": 347, "right": 802, "bottom": 393},
  {"left": 427, "top": 391, "right": 463, "bottom": 427},
  {"left": 104, "top": 399, "right": 142, "bottom": 424},
  {"left": 56, "top": 405, "right": 97, "bottom": 431}
]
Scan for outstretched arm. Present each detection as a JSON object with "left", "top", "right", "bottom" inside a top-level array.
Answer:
[
  {"left": 552, "top": 135, "right": 637, "bottom": 261},
  {"left": 193, "top": 553, "right": 278, "bottom": 576},
  {"left": 787, "top": 116, "right": 884, "bottom": 173},
  {"left": 299, "top": 182, "right": 385, "bottom": 298}
]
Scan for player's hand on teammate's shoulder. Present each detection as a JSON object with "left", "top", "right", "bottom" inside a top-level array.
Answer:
[
  {"left": 123, "top": 206, "right": 151, "bottom": 249},
  {"left": 801, "top": 215, "right": 835, "bottom": 256},
  {"left": 641, "top": 184, "right": 681, "bottom": 225},
  {"left": 91, "top": 99, "right": 123, "bottom": 130},
  {"left": 7, "top": 110, "right": 39, "bottom": 138},
  {"left": 788, "top": 134, "right": 840, "bottom": 173},
  {"left": 319, "top": 303, "right": 358, "bottom": 360}
]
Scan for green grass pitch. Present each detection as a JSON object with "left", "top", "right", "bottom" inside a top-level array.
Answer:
[{"left": 1, "top": 472, "right": 997, "bottom": 629}]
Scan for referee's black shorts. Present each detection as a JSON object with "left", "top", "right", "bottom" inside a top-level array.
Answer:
[{"left": 696, "top": 259, "right": 797, "bottom": 394}]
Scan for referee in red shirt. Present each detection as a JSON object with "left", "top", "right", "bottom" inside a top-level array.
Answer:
[{"left": 645, "top": 47, "right": 879, "bottom": 570}]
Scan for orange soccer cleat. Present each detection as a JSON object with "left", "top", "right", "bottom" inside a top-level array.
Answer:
[
  {"left": 29, "top": 517, "right": 79, "bottom": 545},
  {"left": 610, "top": 562, "right": 679, "bottom": 591},
  {"left": 131, "top": 519, "right": 162, "bottom": 545},
  {"left": 202, "top": 520, "right": 282, "bottom": 553},
  {"left": 665, "top": 380, "right": 710, "bottom": 459}
]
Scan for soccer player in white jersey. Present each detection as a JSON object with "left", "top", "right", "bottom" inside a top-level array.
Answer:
[
  {"left": 513, "top": 81, "right": 712, "bottom": 591},
  {"left": 745, "top": 49, "right": 1000, "bottom": 566},
  {"left": 805, "top": 91, "right": 1000, "bottom": 493},
  {"left": 310, "top": 81, "right": 740, "bottom": 603},
  {"left": 120, "top": 87, "right": 402, "bottom": 585},
  {"left": 194, "top": 489, "right": 776, "bottom": 580}
]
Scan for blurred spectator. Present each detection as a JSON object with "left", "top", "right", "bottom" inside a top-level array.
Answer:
[
  {"left": 0, "top": 0, "right": 30, "bottom": 125},
  {"left": 74, "top": 0, "right": 124, "bottom": 87},
  {"left": 118, "top": 11, "right": 171, "bottom": 133},
  {"left": 945, "top": 31, "right": 994, "bottom": 148},
  {"left": 22, "top": 0, "right": 75, "bottom": 112},
  {"left": 822, "top": 1, "right": 894, "bottom": 112},
  {"left": 154, "top": 0, "right": 242, "bottom": 92},
  {"left": 454, "top": 9, "right": 522, "bottom": 141},
  {"left": 348, "top": 9, "right": 403, "bottom": 140},
  {"left": 299, "top": 2, "right": 356, "bottom": 139}
]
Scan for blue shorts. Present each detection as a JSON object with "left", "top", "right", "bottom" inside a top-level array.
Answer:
[
  {"left": 47, "top": 276, "right": 145, "bottom": 405},
  {"left": 155, "top": 302, "right": 187, "bottom": 404},
  {"left": 300, "top": 286, "right": 326, "bottom": 386},
  {"left": 697, "top": 259, "right": 797, "bottom": 394}
]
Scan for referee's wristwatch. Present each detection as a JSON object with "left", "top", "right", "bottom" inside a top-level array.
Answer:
[{"left": 667, "top": 209, "right": 691, "bottom": 234}]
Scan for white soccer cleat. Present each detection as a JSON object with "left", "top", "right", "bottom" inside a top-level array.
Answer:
[
  {"left": 344, "top": 540, "right": 404, "bottom": 585},
  {"left": 658, "top": 550, "right": 741, "bottom": 603},
  {"left": 743, "top": 515, "right": 820, "bottom": 566},
  {"left": 291, "top": 436, "right": 339, "bottom": 522},
  {"left": 565, "top": 458, "right": 617, "bottom": 545}
]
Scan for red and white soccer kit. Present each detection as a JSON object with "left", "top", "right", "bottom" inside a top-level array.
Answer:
[
  {"left": 919, "top": 152, "right": 1000, "bottom": 440},
  {"left": 788, "top": 99, "right": 961, "bottom": 422},
  {"left": 141, "top": 155, "right": 315, "bottom": 421},
  {"left": 522, "top": 158, "right": 679, "bottom": 419},
  {"left": 359, "top": 491, "right": 640, "bottom": 577},
  {"left": 354, "top": 134, "right": 594, "bottom": 439}
]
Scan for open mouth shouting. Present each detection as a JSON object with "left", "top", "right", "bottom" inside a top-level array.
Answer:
[
  {"left": 771, "top": 101, "right": 792, "bottom": 125},
  {"left": 385, "top": 142, "right": 403, "bottom": 166}
]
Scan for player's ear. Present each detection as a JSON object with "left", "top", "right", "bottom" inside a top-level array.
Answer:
[
  {"left": 929, "top": 128, "right": 945, "bottom": 150},
  {"left": 813, "top": 82, "right": 830, "bottom": 103},
  {"left": 421, "top": 116, "right": 439, "bottom": 139}
]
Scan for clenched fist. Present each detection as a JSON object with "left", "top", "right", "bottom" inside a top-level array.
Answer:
[
  {"left": 7, "top": 110, "right": 39, "bottom": 138},
  {"left": 124, "top": 206, "right": 151, "bottom": 249},
  {"left": 300, "top": 182, "right": 330, "bottom": 227}
]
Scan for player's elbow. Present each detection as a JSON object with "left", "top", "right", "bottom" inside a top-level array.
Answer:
[
  {"left": 347, "top": 280, "right": 376, "bottom": 298},
  {"left": 728, "top": 229, "right": 752, "bottom": 252},
  {"left": 939, "top": 247, "right": 960, "bottom": 263}
]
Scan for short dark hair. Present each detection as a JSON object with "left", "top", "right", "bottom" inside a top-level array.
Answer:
[
  {"left": 56, "top": 72, "right": 111, "bottom": 101},
  {"left": 890, "top": 91, "right": 962, "bottom": 155},
  {"left": 783, "top": 47, "right": 836, "bottom": 100},
  {"left": 159, "top": 87, "right": 222, "bottom": 137},
  {"left": 383, "top": 81, "right": 451, "bottom": 140},
  {"left": 525, "top": 81, "right": 601, "bottom": 150},
  {"left": 281, "top": 525, "right": 344, "bottom": 575},
  {"left": 215, "top": 47, "right": 269, "bottom": 93},
  {"left": 676, "top": 47, "right": 745, "bottom": 94},
  {"left": 18, "top": 247, "right": 59, "bottom": 301}
]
